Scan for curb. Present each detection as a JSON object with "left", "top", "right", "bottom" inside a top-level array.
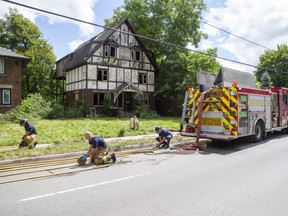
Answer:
[{"left": 0, "top": 136, "right": 208, "bottom": 165}]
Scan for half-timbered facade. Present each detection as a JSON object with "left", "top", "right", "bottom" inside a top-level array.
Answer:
[{"left": 56, "top": 18, "right": 157, "bottom": 115}]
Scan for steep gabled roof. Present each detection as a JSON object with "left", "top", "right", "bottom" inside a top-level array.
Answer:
[{"left": 59, "top": 18, "right": 157, "bottom": 72}]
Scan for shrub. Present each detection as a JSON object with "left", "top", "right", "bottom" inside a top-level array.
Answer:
[
  {"left": 46, "top": 104, "right": 65, "bottom": 119},
  {"left": 118, "top": 128, "right": 125, "bottom": 137},
  {"left": 0, "top": 93, "right": 52, "bottom": 123}
]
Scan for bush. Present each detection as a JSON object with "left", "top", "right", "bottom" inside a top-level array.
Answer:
[
  {"left": 46, "top": 104, "right": 65, "bottom": 119},
  {"left": 118, "top": 128, "right": 125, "bottom": 137},
  {"left": 46, "top": 100, "right": 88, "bottom": 119},
  {"left": 21, "top": 93, "right": 52, "bottom": 118},
  {"left": 0, "top": 93, "right": 52, "bottom": 123}
]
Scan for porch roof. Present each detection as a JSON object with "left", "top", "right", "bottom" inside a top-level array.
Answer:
[{"left": 113, "top": 81, "right": 143, "bottom": 102}]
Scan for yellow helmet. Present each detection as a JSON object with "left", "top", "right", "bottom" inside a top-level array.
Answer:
[
  {"left": 77, "top": 156, "right": 87, "bottom": 165},
  {"left": 24, "top": 136, "right": 32, "bottom": 144}
]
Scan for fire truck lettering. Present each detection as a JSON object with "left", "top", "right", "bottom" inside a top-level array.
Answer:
[{"left": 249, "top": 99, "right": 265, "bottom": 106}]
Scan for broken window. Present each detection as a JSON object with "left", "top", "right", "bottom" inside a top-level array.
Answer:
[
  {"left": 97, "top": 69, "right": 108, "bottom": 81},
  {"left": 104, "top": 45, "right": 116, "bottom": 58},
  {"left": 131, "top": 50, "right": 141, "bottom": 61},
  {"left": 138, "top": 73, "right": 147, "bottom": 84}
]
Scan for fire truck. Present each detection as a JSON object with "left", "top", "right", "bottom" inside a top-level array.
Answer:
[{"left": 180, "top": 67, "right": 288, "bottom": 145}]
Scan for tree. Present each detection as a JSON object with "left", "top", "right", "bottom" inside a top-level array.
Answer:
[
  {"left": 0, "top": 8, "right": 58, "bottom": 100},
  {"left": 260, "top": 71, "right": 272, "bottom": 89},
  {"left": 105, "top": 0, "right": 220, "bottom": 93},
  {"left": 255, "top": 44, "right": 288, "bottom": 87},
  {"left": 181, "top": 48, "right": 220, "bottom": 90}
]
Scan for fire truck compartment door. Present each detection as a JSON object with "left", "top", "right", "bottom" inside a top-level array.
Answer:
[{"left": 202, "top": 111, "right": 222, "bottom": 132}]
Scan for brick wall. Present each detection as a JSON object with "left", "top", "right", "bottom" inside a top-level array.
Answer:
[{"left": 0, "top": 58, "right": 23, "bottom": 114}]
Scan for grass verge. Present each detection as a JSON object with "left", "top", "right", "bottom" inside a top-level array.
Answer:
[{"left": 0, "top": 117, "right": 182, "bottom": 160}]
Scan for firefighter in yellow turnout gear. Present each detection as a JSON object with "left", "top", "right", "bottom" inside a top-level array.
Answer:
[
  {"left": 80, "top": 131, "right": 116, "bottom": 165},
  {"left": 19, "top": 119, "right": 38, "bottom": 149}
]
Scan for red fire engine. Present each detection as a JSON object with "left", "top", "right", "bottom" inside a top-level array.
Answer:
[{"left": 180, "top": 67, "right": 288, "bottom": 146}]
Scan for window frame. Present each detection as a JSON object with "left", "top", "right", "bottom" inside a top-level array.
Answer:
[
  {"left": 0, "top": 59, "right": 5, "bottom": 74},
  {"left": 97, "top": 69, "right": 108, "bottom": 81},
  {"left": 0, "top": 89, "right": 11, "bottom": 105},
  {"left": 136, "top": 94, "right": 149, "bottom": 106},
  {"left": 138, "top": 73, "right": 147, "bottom": 84},
  {"left": 93, "top": 93, "right": 110, "bottom": 107},
  {"left": 131, "top": 50, "right": 141, "bottom": 61},
  {"left": 104, "top": 45, "right": 116, "bottom": 58}
]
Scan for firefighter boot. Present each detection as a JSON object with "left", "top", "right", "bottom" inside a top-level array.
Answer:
[{"left": 111, "top": 153, "right": 116, "bottom": 163}]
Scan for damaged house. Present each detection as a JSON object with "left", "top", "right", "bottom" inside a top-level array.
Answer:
[{"left": 56, "top": 18, "right": 157, "bottom": 116}]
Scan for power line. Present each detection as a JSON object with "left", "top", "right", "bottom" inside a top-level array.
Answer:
[
  {"left": 200, "top": 20, "right": 272, "bottom": 50},
  {"left": 150, "top": 0, "right": 272, "bottom": 50},
  {"left": 1, "top": 0, "right": 286, "bottom": 74}
]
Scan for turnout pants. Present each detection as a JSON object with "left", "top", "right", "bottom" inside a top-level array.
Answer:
[
  {"left": 90, "top": 147, "right": 112, "bottom": 165},
  {"left": 156, "top": 135, "right": 172, "bottom": 146}
]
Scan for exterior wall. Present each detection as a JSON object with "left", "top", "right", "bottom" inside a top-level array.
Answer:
[
  {"left": 0, "top": 58, "right": 23, "bottom": 113},
  {"left": 155, "top": 92, "right": 183, "bottom": 116},
  {"left": 62, "top": 21, "right": 157, "bottom": 115}
]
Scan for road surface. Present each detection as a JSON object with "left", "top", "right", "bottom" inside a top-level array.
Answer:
[{"left": 1, "top": 133, "right": 288, "bottom": 216}]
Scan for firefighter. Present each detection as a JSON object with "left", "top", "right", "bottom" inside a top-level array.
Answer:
[
  {"left": 19, "top": 119, "right": 38, "bottom": 149},
  {"left": 80, "top": 131, "right": 116, "bottom": 165},
  {"left": 129, "top": 115, "right": 139, "bottom": 130},
  {"left": 155, "top": 126, "right": 173, "bottom": 149}
]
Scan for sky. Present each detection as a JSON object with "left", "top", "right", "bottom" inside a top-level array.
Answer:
[{"left": 1, "top": 0, "right": 288, "bottom": 73}]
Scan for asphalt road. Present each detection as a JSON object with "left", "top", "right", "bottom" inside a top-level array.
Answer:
[{"left": 1, "top": 133, "right": 288, "bottom": 216}]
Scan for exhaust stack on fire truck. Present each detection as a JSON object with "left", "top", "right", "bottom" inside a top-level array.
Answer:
[{"left": 180, "top": 67, "right": 288, "bottom": 143}]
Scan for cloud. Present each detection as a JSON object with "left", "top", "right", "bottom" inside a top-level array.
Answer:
[
  {"left": 200, "top": 0, "right": 288, "bottom": 72},
  {"left": 0, "top": 0, "right": 98, "bottom": 37},
  {"left": 68, "top": 39, "right": 86, "bottom": 52}
]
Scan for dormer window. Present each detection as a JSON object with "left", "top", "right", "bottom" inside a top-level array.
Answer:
[{"left": 104, "top": 45, "right": 116, "bottom": 58}]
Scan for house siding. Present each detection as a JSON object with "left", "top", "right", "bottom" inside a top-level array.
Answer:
[
  {"left": 0, "top": 58, "right": 23, "bottom": 113},
  {"left": 56, "top": 18, "right": 157, "bottom": 115}
]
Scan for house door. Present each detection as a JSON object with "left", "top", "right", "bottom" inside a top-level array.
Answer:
[{"left": 124, "top": 92, "right": 133, "bottom": 111}]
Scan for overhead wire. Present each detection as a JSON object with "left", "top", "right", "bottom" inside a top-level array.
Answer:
[{"left": 1, "top": 0, "right": 286, "bottom": 74}]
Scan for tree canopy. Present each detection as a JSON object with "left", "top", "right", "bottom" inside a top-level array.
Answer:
[
  {"left": 255, "top": 44, "right": 288, "bottom": 88},
  {"left": 105, "top": 0, "right": 220, "bottom": 93},
  {"left": 0, "top": 8, "right": 58, "bottom": 100}
]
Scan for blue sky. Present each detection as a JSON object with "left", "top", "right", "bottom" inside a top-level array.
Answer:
[{"left": 1, "top": 0, "right": 288, "bottom": 73}]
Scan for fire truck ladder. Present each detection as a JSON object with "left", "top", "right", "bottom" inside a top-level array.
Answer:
[
  {"left": 180, "top": 90, "right": 207, "bottom": 151},
  {"left": 181, "top": 91, "right": 196, "bottom": 130}
]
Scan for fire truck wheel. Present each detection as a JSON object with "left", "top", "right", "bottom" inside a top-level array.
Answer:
[
  {"left": 253, "top": 122, "right": 264, "bottom": 143},
  {"left": 281, "top": 127, "right": 288, "bottom": 134}
]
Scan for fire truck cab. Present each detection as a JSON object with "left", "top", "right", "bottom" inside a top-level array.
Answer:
[{"left": 180, "top": 67, "right": 288, "bottom": 142}]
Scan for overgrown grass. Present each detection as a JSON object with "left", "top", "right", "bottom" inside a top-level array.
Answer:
[{"left": 0, "top": 117, "right": 181, "bottom": 160}]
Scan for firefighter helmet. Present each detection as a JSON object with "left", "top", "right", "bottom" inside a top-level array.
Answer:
[
  {"left": 155, "top": 126, "right": 162, "bottom": 133},
  {"left": 20, "top": 119, "right": 28, "bottom": 126},
  {"left": 77, "top": 156, "right": 87, "bottom": 165}
]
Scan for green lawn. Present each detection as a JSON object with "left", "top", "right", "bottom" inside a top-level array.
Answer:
[{"left": 0, "top": 117, "right": 181, "bottom": 160}]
